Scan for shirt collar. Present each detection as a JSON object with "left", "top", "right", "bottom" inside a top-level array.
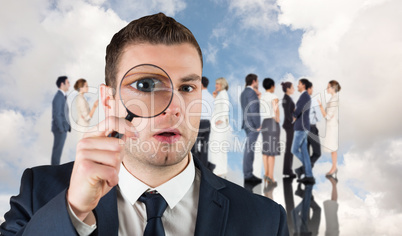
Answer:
[
  {"left": 246, "top": 86, "right": 253, "bottom": 89},
  {"left": 118, "top": 153, "right": 195, "bottom": 209}
]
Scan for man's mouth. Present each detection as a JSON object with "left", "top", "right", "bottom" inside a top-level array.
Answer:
[{"left": 153, "top": 129, "right": 181, "bottom": 144}]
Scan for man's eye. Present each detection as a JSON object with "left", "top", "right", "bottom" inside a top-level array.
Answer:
[
  {"left": 131, "top": 78, "right": 159, "bottom": 92},
  {"left": 179, "top": 85, "right": 194, "bottom": 93}
]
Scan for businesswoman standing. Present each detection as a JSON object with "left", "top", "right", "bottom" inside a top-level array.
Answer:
[
  {"left": 74, "top": 79, "right": 98, "bottom": 138},
  {"left": 281, "top": 82, "right": 296, "bottom": 178},
  {"left": 210, "top": 77, "right": 231, "bottom": 177},
  {"left": 260, "top": 78, "right": 280, "bottom": 185},
  {"left": 318, "top": 80, "right": 341, "bottom": 177}
]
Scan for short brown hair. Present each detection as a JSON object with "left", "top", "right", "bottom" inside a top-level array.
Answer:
[
  {"left": 245, "top": 73, "right": 257, "bottom": 86},
  {"left": 105, "top": 13, "right": 203, "bottom": 91},
  {"left": 74, "top": 78, "right": 87, "bottom": 91}
]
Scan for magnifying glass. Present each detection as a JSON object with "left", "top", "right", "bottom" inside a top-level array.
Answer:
[{"left": 109, "top": 64, "right": 174, "bottom": 138}]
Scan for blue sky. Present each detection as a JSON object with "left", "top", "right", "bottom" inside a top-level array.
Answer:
[{"left": 1, "top": 0, "right": 402, "bottom": 233}]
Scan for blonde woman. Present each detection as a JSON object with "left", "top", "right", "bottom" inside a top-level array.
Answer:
[
  {"left": 210, "top": 77, "right": 231, "bottom": 177},
  {"left": 74, "top": 79, "right": 98, "bottom": 137},
  {"left": 318, "top": 80, "right": 341, "bottom": 176}
]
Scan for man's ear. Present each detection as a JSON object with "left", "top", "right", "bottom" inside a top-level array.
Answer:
[{"left": 100, "top": 84, "right": 113, "bottom": 110}]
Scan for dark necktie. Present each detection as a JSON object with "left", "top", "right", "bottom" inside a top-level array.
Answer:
[{"left": 139, "top": 192, "right": 168, "bottom": 236}]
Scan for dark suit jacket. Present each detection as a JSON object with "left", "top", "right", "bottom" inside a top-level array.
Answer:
[
  {"left": 51, "top": 90, "right": 70, "bottom": 133},
  {"left": 293, "top": 91, "right": 311, "bottom": 131},
  {"left": 1, "top": 158, "right": 289, "bottom": 236},
  {"left": 240, "top": 87, "right": 260, "bottom": 131},
  {"left": 282, "top": 94, "right": 295, "bottom": 130}
]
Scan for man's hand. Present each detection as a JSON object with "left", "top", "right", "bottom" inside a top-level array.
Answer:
[{"left": 67, "top": 116, "right": 137, "bottom": 224}]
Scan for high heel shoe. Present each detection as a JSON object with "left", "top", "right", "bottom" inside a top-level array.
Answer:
[
  {"left": 264, "top": 175, "right": 277, "bottom": 185},
  {"left": 326, "top": 175, "right": 338, "bottom": 183},
  {"left": 326, "top": 168, "right": 338, "bottom": 178}
]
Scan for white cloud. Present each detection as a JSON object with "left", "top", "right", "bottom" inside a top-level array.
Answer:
[
  {"left": 229, "top": 0, "right": 280, "bottom": 33},
  {"left": 342, "top": 139, "right": 402, "bottom": 211},
  {"left": 0, "top": 0, "right": 123, "bottom": 179},
  {"left": 276, "top": 1, "right": 402, "bottom": 230},
  {"left": 205, "top": 43, "right": 219, "bottom": 65},
  {"left": 0, "top": 0, "right": 126, "bottom": 112},
  {"left": 104, "top": 0, "right": 186, "bottom": 21},
  {"left": 278, "top": 0, "right": 402, "bottom": 148}
]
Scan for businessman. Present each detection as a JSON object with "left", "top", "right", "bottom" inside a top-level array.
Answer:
[
  {"left": 240, "top": 73, "right": 262, "bottom": 184},
  {"left": 51, "top": 76, "right": 71, "bottom": 165},
  {"left": 292, "top": 78, "right": 314, "bottom": 184},
  {"left": 1, "top": 13, "right": 288, "bottom": 236},
  {"left": 295, "top": 81, "right": 322, "bottom": 179}
]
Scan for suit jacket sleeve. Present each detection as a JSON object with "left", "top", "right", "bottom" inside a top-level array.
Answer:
[
  {"left": 247, "top": 90, "right": 260, "bottom": 129},
  {"left": 53, "top": 93, "right": 67, "bottom": 132},
  {"left": 0, "top": 168, "right": 78, "bottom": 236}
]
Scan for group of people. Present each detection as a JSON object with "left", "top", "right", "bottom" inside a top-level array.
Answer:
[
  {"left": 191, "top": 73, "right": 341, "bottom": 187},
  {"left": 243, "top": 76, "right": 341, "bottom": 185},
  {"left": 50, "top": 77, "right": 98, "bottom": 165},
  {"left": 284, "top": 78, "right": 340, "bottom": 184}
]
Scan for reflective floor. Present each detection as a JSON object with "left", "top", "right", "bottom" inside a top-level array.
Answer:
[{"left": 224, "top": 149, "right": 402, "bottom": 236}]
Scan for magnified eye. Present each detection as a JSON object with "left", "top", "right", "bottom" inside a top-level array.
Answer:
[{"left": 131, "top": 77, "right": 159, "bottom": 92}]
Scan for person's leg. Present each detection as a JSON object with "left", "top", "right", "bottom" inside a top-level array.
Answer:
[
  {"left": 51, "top": 131, "right": 67, "bottom": 165},
  {"left": 263, "top": 154, "right": 269, "bottom": 178},
  {"left": 301, "top": 133, "right": 313, "bottom": 177},
  {"left": 327, "top": 151, "right": 338, "bottom": 175},
  {"left": 291, "top": 131, "right": 303, "bottom": 162},
  {"left": 283, "top": 128, "right": 294, "bottom": 175},
  {"left": 268, "top": 156, "right": 275, "bottom": 182},
  {"left": 309, "top": 125, "right": 321, "bottom": 167},
  {"left": 243, "top": 129, "right": 259, "bottom": 179}
]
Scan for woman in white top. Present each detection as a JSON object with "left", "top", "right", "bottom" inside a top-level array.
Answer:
[
  {"left": 209, "top": 77, "right": 231, "bottom": 177},
  {"left": 74, "top": 79, "right": 99, "bottom": 138},
  {"left": 260, "top": 78, "right": 280, "bottom": 185},
  {"left": 318, "top": 80, "right": 341, "bottom": 176}
]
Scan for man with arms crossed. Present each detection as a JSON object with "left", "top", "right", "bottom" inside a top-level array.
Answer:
[
  {"left": 51, "top": 76, "right": 71, "bottom": 165},
  {"left": 1, "top": 13, "right": 288, "bottom": 236},
  {"left": 240, "top": 73, "right": 262, "bottom": 184}
]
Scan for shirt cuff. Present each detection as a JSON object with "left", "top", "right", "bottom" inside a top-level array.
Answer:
[{"left": 67, "top": 201, "right": 97, "bottom": 236}]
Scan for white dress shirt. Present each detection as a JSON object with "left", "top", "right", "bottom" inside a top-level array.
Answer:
[
  {"left": 68, "top": 154, "right": 200, "bottom": 236},
  {"left": 201, "top": 89, "right": 214, "bottom": 120},
  {"left": 260, "top": 92, "right": 278, "bottom": 120}
]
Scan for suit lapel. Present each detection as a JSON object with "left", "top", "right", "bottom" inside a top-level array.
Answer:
[
  {"left": 194, "top": 159, "right": 229, "bottom": 236},
  {"left": 94, "top": 187, "right": 119, "bottom": 236}
]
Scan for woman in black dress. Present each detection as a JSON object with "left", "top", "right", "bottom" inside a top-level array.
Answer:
[{"left": 281, "top": 82, "right": 296, "bottom": 178}]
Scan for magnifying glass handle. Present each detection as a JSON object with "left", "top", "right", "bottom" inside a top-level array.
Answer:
[{"left": 107, "top": 113, "right": 136, "bottom": 139}]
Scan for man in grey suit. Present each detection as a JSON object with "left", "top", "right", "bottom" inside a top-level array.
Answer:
[
  {"left": 240, "top": 73, "right": 262, "bottom": 184},
  {"left": 51, "top": 76, "right": 71, "bottom": 165}
]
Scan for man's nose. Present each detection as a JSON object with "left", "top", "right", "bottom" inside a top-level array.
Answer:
[{"left": 161, "top": 92, "right": 182, "bottom": 117}]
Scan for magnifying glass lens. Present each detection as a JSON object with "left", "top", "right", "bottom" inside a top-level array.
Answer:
[{"left": 120, "top": 64, "right": 173, "bottom": 118}]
